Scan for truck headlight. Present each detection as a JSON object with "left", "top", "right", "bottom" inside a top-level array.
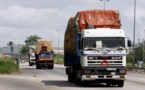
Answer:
[{"left": 83, "top": 69, "right": 91, "bottom": 74}]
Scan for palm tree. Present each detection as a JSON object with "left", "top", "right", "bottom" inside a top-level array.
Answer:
[
  {"left": 7, "top": 41, "right": 14, "bottom": 54},
  {"left": 7, "top": 41, "right": 14, "bottom": 46},
  {"left": 25, "top": 35, "right": 41, "bottom": 45}
]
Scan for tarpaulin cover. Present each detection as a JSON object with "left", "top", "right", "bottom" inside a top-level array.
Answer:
[
  {"left": 76, "top": 9, "right": 121, "bottom": 30},
  {"left": 36, "top": 41, "right": 53, "bottom": 54}
]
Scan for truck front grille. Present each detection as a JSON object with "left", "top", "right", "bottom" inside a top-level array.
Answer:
[{"left": 88, "top": 60, "right": 123, "bottom": 67}]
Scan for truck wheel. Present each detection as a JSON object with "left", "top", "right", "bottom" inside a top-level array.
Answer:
[
  {"left": 47, "top": 65, "right": 53, "bottom": 69},
  {"left": 80, "top": 81, "right": 87, "bottom": 87},
  {"left": 117, "top": 80, "right": 124, "bottom": 87},
  {"left": 36, "top": 65, "right": 41, "bottom": 69},
  {"left": 68, "top": 74, "right": 75, "bottom": 83},
  {"left": 36, "top": 63, "right": 41, "bottom": 69},
  {"left": 47, "top": 66, "right": 50, "bottom": 69},
  {"left": 75, "top": 77, "right": 81, "bottom": 86},
  {"left": 50, "top": 65, "right": 54, "bottom": 69},
  {"left": 75, "top": 71, "right": 81, "bottom": 86},
  {"left": 106, "top": 82, "right": 111, "bottom": 86},
  {"left": 29, "top": 62, "right": 33, "bottom": 66}
]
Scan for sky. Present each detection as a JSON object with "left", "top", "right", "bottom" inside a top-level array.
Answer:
[{"left": 0, "top": 0, "right": 145, "bottom": 47}]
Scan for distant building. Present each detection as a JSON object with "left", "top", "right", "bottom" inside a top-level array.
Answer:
[
  {"left": 0, "top": 45, "right": 64, "bottom": 55},
  {"left": 0, "top": 45, "right": 23, "bottom": 55}
]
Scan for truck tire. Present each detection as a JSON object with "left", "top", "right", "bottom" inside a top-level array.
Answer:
[
  {"left": 47, "top": 65, "right": 53, "bottom": 69},
  {"left": 50, "top": 65, "right": 54, "bottom": 69},
  {"left": 36, "top": 62, "right": 41, "bottom": 69},
  {"left": 68, "top": 74, "right": 75, "bottom": 83},
  {"left": 36, "top": 64, "right": 41, "bottom": 69},
  {"left": 117, "top": 80, "right": 124, "bottom": 87},
  {"left": 75, "top": 77, "right": 81, "bottom": 86},
  {"left": 80, "top": 81, "right": 87, "bottom": 87},
  {"left": 106, "top": 82, "right": 111, "bottom": 86},
  {"left": 75, "top": 71, "right": 81, "bottom": 86},
  {"left": 29, "top": 62, "right": 33, "bottom": 66}
]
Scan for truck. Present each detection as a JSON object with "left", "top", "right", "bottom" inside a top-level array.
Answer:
[
  {"left": 35, "top": 40, "right": 54, "bottom": 69},
  {"left": 64, "top": 9, "right": 131, "bottom": 87},
  {"left": 28, "top": 45, "right": 36, "bottom": 66}
]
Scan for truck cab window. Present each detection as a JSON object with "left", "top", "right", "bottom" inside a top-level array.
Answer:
[
  {"left": 83, "top": 37, "right": 125, "bottom": 49},
  {"left": 39, "top": 53, "right": 52, "bottom": 58}
]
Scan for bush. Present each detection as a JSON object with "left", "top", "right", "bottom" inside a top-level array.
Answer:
[
  {"left": 0, "top": 58, "right": 20, "bottom": 74},
  {"left": 54, "top": 54, "right": 64, "bottom": 64}
]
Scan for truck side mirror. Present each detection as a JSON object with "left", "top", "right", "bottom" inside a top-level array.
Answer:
[{"left": 128, "top": 40, "right": 132, "bottom": 47}]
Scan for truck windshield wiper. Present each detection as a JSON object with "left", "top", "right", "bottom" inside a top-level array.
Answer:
[{"left": 111, "top": 46, "right": 125, "bottom": 51}]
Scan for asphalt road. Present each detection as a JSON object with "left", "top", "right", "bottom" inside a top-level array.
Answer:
[{"left": 0, "top": 63, "right": 145, "bottom": 90}]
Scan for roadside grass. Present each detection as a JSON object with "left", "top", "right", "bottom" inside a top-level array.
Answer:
[
  {"left": 54, "top": 54, "right": 64, "bottom": 64},
  {"left": 127, "top": 63, "right": 145, "bottom": 72},
  {"left": 127, "top": 63, "right": 138, "bottom": 67},
  {"left": 127, "top": 63, "right": 145, "bottom": 67},
  {"left": 0, "top": 58, "right": 20, "bottom": 74}
]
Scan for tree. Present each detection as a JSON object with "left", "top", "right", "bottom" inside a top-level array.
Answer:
[
  {"left": 25, "top": 35, "right": 41, "bottom": 45},
  {"left": 7, "top": 41, "right": 15, "bottom": 54},
  {"left": 20, "top": 45, "right": 30, "bottom": 54},
  {"left": 127, "top": 42, "right": 144, "bottom": 64},
  {"left": 7, "top": 41, "right": 14, "bottom": 46}
]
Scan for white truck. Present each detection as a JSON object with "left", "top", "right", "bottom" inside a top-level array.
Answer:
[
  {"left": 28, "top": 47, "right": 36, "bottom": 66},
  {"left": 64, "top": 10, "right": 131, "bottom": 87},
  {"left": 81, "top": 28, "right": 131, "bottom": 86}
]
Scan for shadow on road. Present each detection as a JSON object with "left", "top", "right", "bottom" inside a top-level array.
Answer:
[
  {"left": 41, "top": 80, "right": 76, "bottom": 87},
  {"left": 21, "top": 67, "right": 56, "bottom": 71},
  {"left": 41, "top": 80, "right": 118, "bottom": 88}
]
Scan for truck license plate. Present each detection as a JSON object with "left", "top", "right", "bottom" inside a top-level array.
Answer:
[{"left": 107, "top": 68, "right": 116, "bottom": 71}]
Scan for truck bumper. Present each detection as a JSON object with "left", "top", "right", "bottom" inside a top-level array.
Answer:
[
  {"left": 38, "top": 60, "right": 53, "bottom": 65},
  {"left": 30, "top": 61, "right": 35, "bottom": 63},
  {"left": 81, "top": 75, "right": 126, "bottom": 81}
]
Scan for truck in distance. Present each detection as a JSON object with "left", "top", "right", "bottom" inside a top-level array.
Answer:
[
  {"left": 28, "top": 46, "right": 36, "bottom": 66},
  {"left": 35, "top": 40, "right": 54, "bottom": 69}
]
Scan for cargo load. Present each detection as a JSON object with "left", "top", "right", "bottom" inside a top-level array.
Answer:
[
  {"left": 36, "top": 41, "right": 53, "bottom": 54},
  {"left": 71, "top": 9, "right": 121, "bottom": 32}
]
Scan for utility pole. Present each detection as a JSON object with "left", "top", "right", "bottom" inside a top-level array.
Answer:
[
  {"left": 142, "top": 39, "right": 144, "bottom": 64},
  {"left": 56, "top": 30, "right": 59, "bottom": 54},
  {"left": 132, "top": 0, "right": 136, "bottom": 66},
  {"left": 143, "top": 30, "right": 145, "bottom": 63},
  {"left": 99, "top": 0, "right": 110, "bottom": 10},
  {"left": 52, "top": 32, "right": 53, "bottom": 42}
]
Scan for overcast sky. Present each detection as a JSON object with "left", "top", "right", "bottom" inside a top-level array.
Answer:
[{"left": 0, "top": 0, "right": 144, "bottom": 47}]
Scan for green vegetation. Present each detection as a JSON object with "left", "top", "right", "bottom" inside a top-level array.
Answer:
[
  {"left": 54, "top": 54, "right": 64, "bottom": 64},
  {"left": 20, "top": 45, "right": 30, "bottom": 54},
  {"left": 25, "top": 35, "right": 41, "bottom": 45},
  {"left": 0, "top": 58, "right": 20, "bottom": 74},
  {"left": 127, "top": 63, "right": 138, "bottom": 67},
  {"left": 127, "top": 63, "right": 145, "bottom": 67},
  {"left": 127, "top": 42, "right": 144, "bottom": 64},
  {"left": 7, "top": 41, "right": 14, "bottom": 46}
]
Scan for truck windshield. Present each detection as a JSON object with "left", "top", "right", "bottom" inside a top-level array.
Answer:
[
  {"left": 39, "top": 53, "right": 52, "bottom": 58},
  {"left": 30, "top": 53, "right": 35, "bottom": 58},
  {"left": 83, "top": 37, "right": 125, "bottom": 49}
]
